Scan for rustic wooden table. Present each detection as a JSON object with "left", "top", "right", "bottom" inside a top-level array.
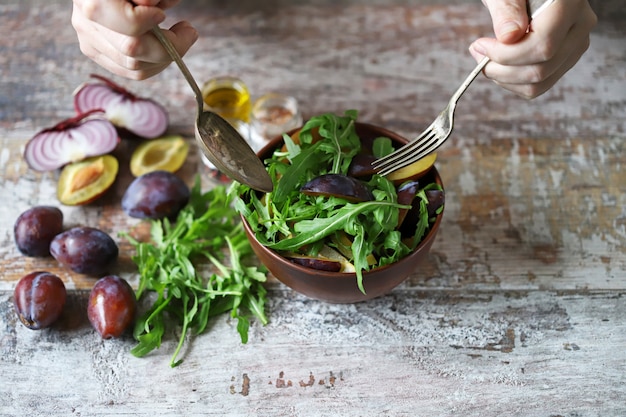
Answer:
[{"left": 1, "top": 1, "right": 624, "bottom": 416}]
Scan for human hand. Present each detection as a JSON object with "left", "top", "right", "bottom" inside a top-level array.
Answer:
[
  {"left": 71, "top": 0, "right": 198, "bottom": 80},
  {"left": 469, "top": 0, "right": 597, "bottom": 99}
]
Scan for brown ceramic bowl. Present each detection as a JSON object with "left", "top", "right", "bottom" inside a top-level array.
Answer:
[{"left": 241, "top": 122, "right": 444, "bottom": 303}]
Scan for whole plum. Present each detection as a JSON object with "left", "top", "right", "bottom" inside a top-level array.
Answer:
[
  {"left": 14, "top": 206, "right": 64, "bottom": 257},
  {"left": 50, "top": 227, "right": 118, "bottom": 276},
  {"left": 121, "top": 170, "right": 190, "bottom": 219},
  {"left": 14, "top": 271, "right": 66, "bottom": 330},
  {"left": 87, "top": 275, "right": 136, "bottom": 339}
]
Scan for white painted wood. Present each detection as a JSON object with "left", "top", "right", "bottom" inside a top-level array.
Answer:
[
  {"left": 1, "top": 1, "right": 624, "bottom": 416},
  {"left": 1, "top": 290, "right": 625, "bottom": 416}
]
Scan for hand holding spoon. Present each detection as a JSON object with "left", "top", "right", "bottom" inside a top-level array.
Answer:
[{"left": 151, "top": 26, "right": 273, "bottom": 192}]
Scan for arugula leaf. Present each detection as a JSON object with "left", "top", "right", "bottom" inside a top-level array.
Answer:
[
  {"left": 272, "top": 141, "right": 322, "bottom": 204},
  {"left": 122, "top": 178, "right": 268, "bottom": 367},
  {"left": 265, "top": 200, "right": 407, "bottom": 251},
  {"left": 372, "top": 136, "right": 394, "bottom": 158}
]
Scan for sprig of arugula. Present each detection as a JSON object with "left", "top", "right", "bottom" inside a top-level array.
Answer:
[{"left": 121, "top": 178, "right": 268, "bottom": 367}]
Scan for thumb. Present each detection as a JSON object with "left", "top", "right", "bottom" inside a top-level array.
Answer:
[{"left": 482, "top": 0, "right": 529, "bottom": 44}]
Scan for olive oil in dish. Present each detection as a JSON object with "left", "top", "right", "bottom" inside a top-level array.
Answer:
[{"left": 202, "top": 76, "right": 251, "bottom": 122}]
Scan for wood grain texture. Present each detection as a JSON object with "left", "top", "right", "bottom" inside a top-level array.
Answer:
[
  {"left": 1, "top": 0, "right": 625, "bottom": 416},
  {"left": 1, "top": 290, "right": 625, "bottom": 416}
]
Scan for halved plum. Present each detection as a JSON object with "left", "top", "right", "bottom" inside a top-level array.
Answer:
[
  {"left": 285, "top": 244, "right": 363, "bottom": 273},
  {"left": 300, "top": 174, "right": 373, "bottom": 202},
  {"left": 348, "top": 153, "right": 378, "bottom": 178},
  {"left": 386, "top": 153, "right": 437, "bottom": 184},
  {"left": 396, "top": 180, "right": 420, "bottom": 227},
  {"left": 130, "top": 134, "right": 189, "bottom": 177},
  {"left": 398, "top": 186, "right": 445, "bottom": 244},
  {"left": 57, "top": 155, "right": 119, "bottom": 205},
  {"left": 287, "top": 255, "right": 342, "bottom": 272},
  {"left": 425, "top": 189, "right": 445, "bottom": 218}
]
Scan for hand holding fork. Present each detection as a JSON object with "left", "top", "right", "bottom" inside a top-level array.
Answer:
[{"left": 372, "top": 0, "right": 556, "bottom": 176}]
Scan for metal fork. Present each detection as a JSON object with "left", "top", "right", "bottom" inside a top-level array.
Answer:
[{"left": 372, "top": 0, "right": 555, "bottom": 176}]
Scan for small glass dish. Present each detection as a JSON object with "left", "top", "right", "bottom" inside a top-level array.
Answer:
[
  {"left": 201, "top": 76, "right": 251, "bottom": 123},
  {"left": 249, "top": 93, "right": 302, "bottom": 150}
]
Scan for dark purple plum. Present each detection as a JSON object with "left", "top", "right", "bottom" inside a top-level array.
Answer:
[
  {"left": 396, "top": 180, "right": 419, "bottom": 227},
  {"left": 348, "top": 153, "right": 378, "bottom": 178},
  {"left": 121, "top": 170, "right": 190, "bottom": 219},
  {"left": 13, "top": 206, "right": 63, "bottom": 257},
  {"left": 50, "top": 227, "right": 118, "bottom": 276},
  {"left": 425, "top": 189, "right": 445, "bottom": 218},
  {"left": 286, "top": 255, "right": 342, "bottom": 272},
  {"left": 300, "top": 174, "right": 373, "bottom": 202},
  {"left": 14, "top": 271, "right": 66, "bottom": 330},
  {"left": 398, "top": 188, "right": 445, "bottom": 238},
  {"left": 87, "top": 275, "right": 136, "bottom": 339}
]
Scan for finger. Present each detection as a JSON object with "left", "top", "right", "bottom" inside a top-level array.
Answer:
[
  {"left": 74, "top": 0, "right": 165, "bottom": 36},
  {"left": 103, "top": 20, "right": 198, "bottom": 63},
  {"left": 83, "top": 43, "right": 170, "bottom": 80},
  {"left": 478, "top": 18, "right": 592, "bottom": 86},
  {"left": 482, "top": 0, "right": 529, "bottom": 44},
  {"left": 470, "top": 0, "right": 575, "bottom": 66},
  {"left": 73, "top": 8, "right": 167, "bottom": 79},
  {"left": 493, "top": 42, "right": 589, "bottom": 99},
  {"left": 78, "top": 21, "right": 198, "bottom": 80}
]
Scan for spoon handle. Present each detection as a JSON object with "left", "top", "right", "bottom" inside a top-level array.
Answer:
[{"left": 151, "top": 26, "right": 204, "bottom": 110}]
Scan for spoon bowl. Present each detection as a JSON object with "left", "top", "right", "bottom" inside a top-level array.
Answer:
[
  {"left": 195, "top": 112, "right": 276, "bottom": 186},
  {"left": 151, "top": 26, "right": 273, "bottom": 192}
]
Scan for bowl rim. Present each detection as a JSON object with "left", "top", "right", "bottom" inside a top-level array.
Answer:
[{"left": 242, "top": 120, "right": 445, "bottom": 281}]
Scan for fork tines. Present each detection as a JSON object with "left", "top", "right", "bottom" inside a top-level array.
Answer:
[{"left": 371, "top": 127, "right": 440, "bottom": 176}]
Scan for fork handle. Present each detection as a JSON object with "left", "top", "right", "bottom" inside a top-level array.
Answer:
[
  {"left": 450, "top": 56, "right": 490, "bottom": 105},
  {"left": 450, "top": 0, "right": 555, "bottom": 104},
  {"left": 151, "top": 25, "right": 205, "bottom": 111}
]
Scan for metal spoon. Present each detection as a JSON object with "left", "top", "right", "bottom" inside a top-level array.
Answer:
[{"left": 151, "top": 26, "right": 273, "bottom": 193}]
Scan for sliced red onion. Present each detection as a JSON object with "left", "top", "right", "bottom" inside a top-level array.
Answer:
[
  {"left": 24, "top": 110, "right": 120, "bottom": 172},
  {"left": 74, "top": 74, "right": 169, "bottom": 139}
]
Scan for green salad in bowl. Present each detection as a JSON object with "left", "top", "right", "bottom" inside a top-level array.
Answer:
[{"left": 234, "top": 110, "right": 444, "bottom": 302}]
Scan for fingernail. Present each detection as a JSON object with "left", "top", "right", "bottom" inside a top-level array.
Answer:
[
  {"left": 469, "top": 41, "right": 487, "bottom": 57},
  {"left": 180, "top": 21, "right": 199, "bottom": 41},
  {"left": 152, "top": 10, "right": 166, "bottom": 24}
]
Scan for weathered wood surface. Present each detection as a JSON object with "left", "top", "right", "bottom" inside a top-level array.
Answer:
[{"left": 1, "top": 1, "right": 625, "bottom": 416}]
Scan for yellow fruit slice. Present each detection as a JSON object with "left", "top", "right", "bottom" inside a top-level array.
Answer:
[
  {"left": 130, "top": 135, "right": 189, "bottom": 177},
  {"left": 386, "top": 152, "right": 437, "bottom": 184},
  {"left": 57, "top": 155, "right": 119, "bottom": 205},
  {"left": 331, "top": 232, "right": 377, "bottom": 266},
  {"left": 318, "top": 245, "right": 357, "bottom": 273}
]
